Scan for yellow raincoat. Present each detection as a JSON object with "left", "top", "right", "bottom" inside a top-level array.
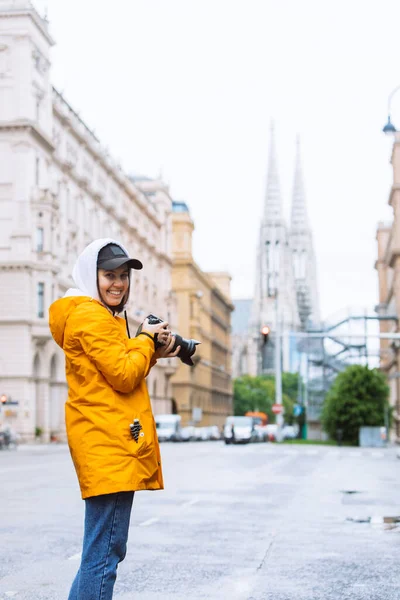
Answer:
[{"left": 48, "top": 238, "right": 163, "bottom": 499}]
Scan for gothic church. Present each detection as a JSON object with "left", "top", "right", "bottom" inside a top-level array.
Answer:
[{"left": 232, "top": 125, "right": 320, "bottom": 378}]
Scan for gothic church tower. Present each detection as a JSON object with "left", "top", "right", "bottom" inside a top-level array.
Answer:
[
  {"left": 289, "top": 137, "right": 320, "bottom": 329},
  {"left": 247, "top": 124, "right": 300, "bottom": 376}
]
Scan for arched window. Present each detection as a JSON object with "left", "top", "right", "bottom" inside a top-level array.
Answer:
[
  {"left": 50, "top": 355, "right": 58, "bottom": 382},
  {"left": 33, "top": 353, "right": 41, "bottom": 378}
]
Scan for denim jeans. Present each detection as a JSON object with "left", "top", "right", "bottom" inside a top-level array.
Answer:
[{"left": 68, "top": 491, "right": 135, "bottom": 600}]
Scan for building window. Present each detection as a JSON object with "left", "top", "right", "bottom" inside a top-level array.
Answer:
[
  {"left": 36, "top": 227, "right": 44, "bottom": 252},
  {"left": 37, "top": 282, "right": 45, "bottom": 318},
  {"left": 35, "top": 157, "right": 40, "bottom": 186}
]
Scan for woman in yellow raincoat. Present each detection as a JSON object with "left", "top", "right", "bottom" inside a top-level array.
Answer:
[{"left": 49, "top": 238, "right": 179, "bottom": 600}]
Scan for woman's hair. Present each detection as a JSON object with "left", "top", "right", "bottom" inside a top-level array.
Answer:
[{"left": 96, "top": 269, "right": 131, "bottom": 315}]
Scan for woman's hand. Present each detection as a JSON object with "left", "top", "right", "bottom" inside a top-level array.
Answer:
[
  {"left": 141, "top": 319, "right": 170, "bottom": 346},
  {"left": 154, "top": 335, "right": 181, "bottom": 359}
]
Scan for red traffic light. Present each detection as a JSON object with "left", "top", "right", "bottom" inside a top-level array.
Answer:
[
  {"left": 0, "top": 394, "right": 7, "bottom": 404},
  {"left": 261, "top": 325, "right": 270, "bottom": 346}
]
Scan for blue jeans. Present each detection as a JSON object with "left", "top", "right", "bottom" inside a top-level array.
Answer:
[{"left": 68, "top": 491, "right": 135, "bottom": 600}]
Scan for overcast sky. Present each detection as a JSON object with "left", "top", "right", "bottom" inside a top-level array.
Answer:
[{"left": 34, "top": 0, "right": 399, "bottom": 320}]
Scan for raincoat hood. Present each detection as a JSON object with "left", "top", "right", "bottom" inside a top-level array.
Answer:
[
  {"left": 49, "top": 238, "right": 133, "bottom": 348},
  {"left": 66, "top": 237, "right": 132, "bottom": 302},
  {"left": 49, "top": 296, "right": 91, "bottom": 349}
]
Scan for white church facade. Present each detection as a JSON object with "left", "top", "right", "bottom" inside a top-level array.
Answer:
[
  {"left": 0, "top": 1, "right": 178, "bottom": 441},
  {"left": 232, "top": 125, "right": 320, "bottom": 379}
]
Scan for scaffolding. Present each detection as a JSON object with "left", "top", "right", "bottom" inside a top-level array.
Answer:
[{"left": 292, "top": 307, "right": 398, "bottom": 425}]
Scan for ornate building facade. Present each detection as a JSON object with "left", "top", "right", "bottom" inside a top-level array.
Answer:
[
  {"left": 171, "top": 201, "right": 233, "bottom": 427},
  {"left": 0, "top": 1, "right": 178, "bottom": 441},
  {"left": 233, "top": 126, "right": 320, "bottom": 379},
  {"left": 376, "top": 132, "right": 400, "bottom": 442}
]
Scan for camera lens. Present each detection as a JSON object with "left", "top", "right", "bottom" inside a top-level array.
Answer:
[
  {"left": 172, "top": 334, "right": 200, "bottom": 366},
  {"left": 136, "top": 315, "right": 200, "bottom": 366}
]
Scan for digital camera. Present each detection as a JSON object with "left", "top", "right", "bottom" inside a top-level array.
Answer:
[{"left": 136, "top": 314, "right": 200, "bottom": 366}]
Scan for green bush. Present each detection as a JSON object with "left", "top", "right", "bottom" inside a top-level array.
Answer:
[{"left": 321, "top": 365, "right": 389, "bottom": 445}]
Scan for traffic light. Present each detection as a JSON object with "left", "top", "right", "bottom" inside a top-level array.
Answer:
[
  {"left": 261, "top": 325, "right": 270, "bottom": 346},
  {"left": 0, "top": 394, "right": 8, "bottom": 405}
]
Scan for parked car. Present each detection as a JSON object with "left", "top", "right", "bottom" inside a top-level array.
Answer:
[
  {"left": 180, "top": 426, "right": 196, "bottom": 442},
  {"left": 155, "top": 414, "right": 182, "bottom": 442},
  {"left": 264, "top": 424, "right": 279, "bottom": 442},
  {"left": 193, "top": 426, "right": 210, "bottom": 441},
  {"left": 208, "top": 425, "right": 221, "bottom": 441},
  {"left": 223, "top": 416, "right": 257, "bottom": 444},
  {"left": 282, "top": 424, "right": 298, "bottom": 440},
  {"left": 253, "top": 424, "right": 266, "bottom": 442}
]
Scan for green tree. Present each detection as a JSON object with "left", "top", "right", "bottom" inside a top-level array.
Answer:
[
  {"left": 233, "top": 375, "right": 274, "bottom": 421},
  {"left": 281, "top": 372, "right": 301, "bottom": 403},
  {"left": 260, "top": 372, "right": 302, "bottom": 425},
  {"left": 233, "top": 372, "right": 303, "bottom": 425},
  {"left": 321, "top": 365, "right": 390, "bottom": 445}
]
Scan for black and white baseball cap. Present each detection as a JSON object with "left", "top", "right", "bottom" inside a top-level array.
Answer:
[{"left": 97, "top": 243, "right": 143, "bottom": 271}]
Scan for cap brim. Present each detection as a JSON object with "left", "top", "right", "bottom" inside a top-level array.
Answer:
[{"left": 98, "top": 257, "right": 143, "bottom": 271}]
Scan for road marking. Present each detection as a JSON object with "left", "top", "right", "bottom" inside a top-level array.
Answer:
[
  {"left": 181, "top": 498, "right": 199, "bottom": 507},
  {"left": 68, "top": 552, "right": 82, "bottom": 561},
  {"left": 5, "top": 593, "right": 18, "bottom": 598},
  {"left": 370, "top": 451, "right": 384, "bottom": 458},
  {"left": 305, "top": 449, "right": 319, "bottom": 455},
  {"left": 139, "top": 517, "right": 159, "bottom": 527}
]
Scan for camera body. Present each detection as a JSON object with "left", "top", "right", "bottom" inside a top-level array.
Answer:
[{"left": 136, "top": 314, "right": 200, "bottom": 366}]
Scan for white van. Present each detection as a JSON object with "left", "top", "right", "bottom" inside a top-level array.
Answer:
[
  {"left": 155, "top": 414, "right": 182, "bottom": 442},
  {"left": 223, "top": 416, "right": 256, "bottom": 445}
]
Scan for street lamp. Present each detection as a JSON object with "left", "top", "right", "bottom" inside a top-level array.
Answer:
[
  {"left": 265, "top": 240, "right": 283, "bottom": 438},
  {"left": 383, "top": 116, "right": 396, "bottom": 135},
  {"left": 382, "top": 84, "right": 400, "bottom": 135}
]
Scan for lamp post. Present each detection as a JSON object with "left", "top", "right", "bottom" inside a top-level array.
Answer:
[
  {"left": 382, "top": 85, "right": 400, "bottom": 135},
  {"left": 266, "top": 239, "right": 283, "bottom": 439},
  {"left": 274, "top": 283, "right": 283, "bottom": 438}
]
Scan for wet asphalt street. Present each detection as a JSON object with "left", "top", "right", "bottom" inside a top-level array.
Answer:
[{"left": 0, "top": 441, "right": 400, "bottom": 600}]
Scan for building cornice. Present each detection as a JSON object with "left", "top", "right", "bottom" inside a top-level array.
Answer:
[
  {"left": 0, "top": 97, "right": 168, "bottom": 233},
  {"left": 0, "top": 3, "right": 55, "bottom": 46},
  {"left": 52, "top": 89, "right": 163, "bottom": 228},
  {"left": 0, "top": 260, "right": 59, "bottom": 272},
  {"left": 50, "top": 153, "right": 167, "bottom": 245},
  {"left": 0, "top": 120, "right": 55, "bottom": 153}
]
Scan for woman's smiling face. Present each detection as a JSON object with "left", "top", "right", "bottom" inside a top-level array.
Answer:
[{"left": 97, "top": 266, "right": 130, "bottom": 307}]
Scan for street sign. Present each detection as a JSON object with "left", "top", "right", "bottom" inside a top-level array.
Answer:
[
  {"left": 272, "top": 404, "right": 284, "bottom": 414},
  {"left": 192, "top": 407, "right": 202, "bottom": 423},
  {"left": 293, "top": 404, "right": 303, "bottom": 417}
]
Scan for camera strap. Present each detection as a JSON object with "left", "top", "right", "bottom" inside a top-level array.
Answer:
[{"left": 124, "top": 310, "right": 131, "bottom": 339}]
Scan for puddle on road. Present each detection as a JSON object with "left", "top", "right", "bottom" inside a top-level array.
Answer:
[{"left": 346, "top": 516, "right": 400, "bottom": 530}]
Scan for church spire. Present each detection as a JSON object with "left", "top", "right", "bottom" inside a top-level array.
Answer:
[
  {"left": 263, "top": 122, "right": 283, "bottom": 223},
  {"left": 290, "top": 136, "right": 309, "bottom": 230}
]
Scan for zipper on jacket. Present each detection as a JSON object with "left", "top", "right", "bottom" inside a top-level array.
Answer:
[{"left": 130, "top": 418, "right": 142, "bottom": 442}]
